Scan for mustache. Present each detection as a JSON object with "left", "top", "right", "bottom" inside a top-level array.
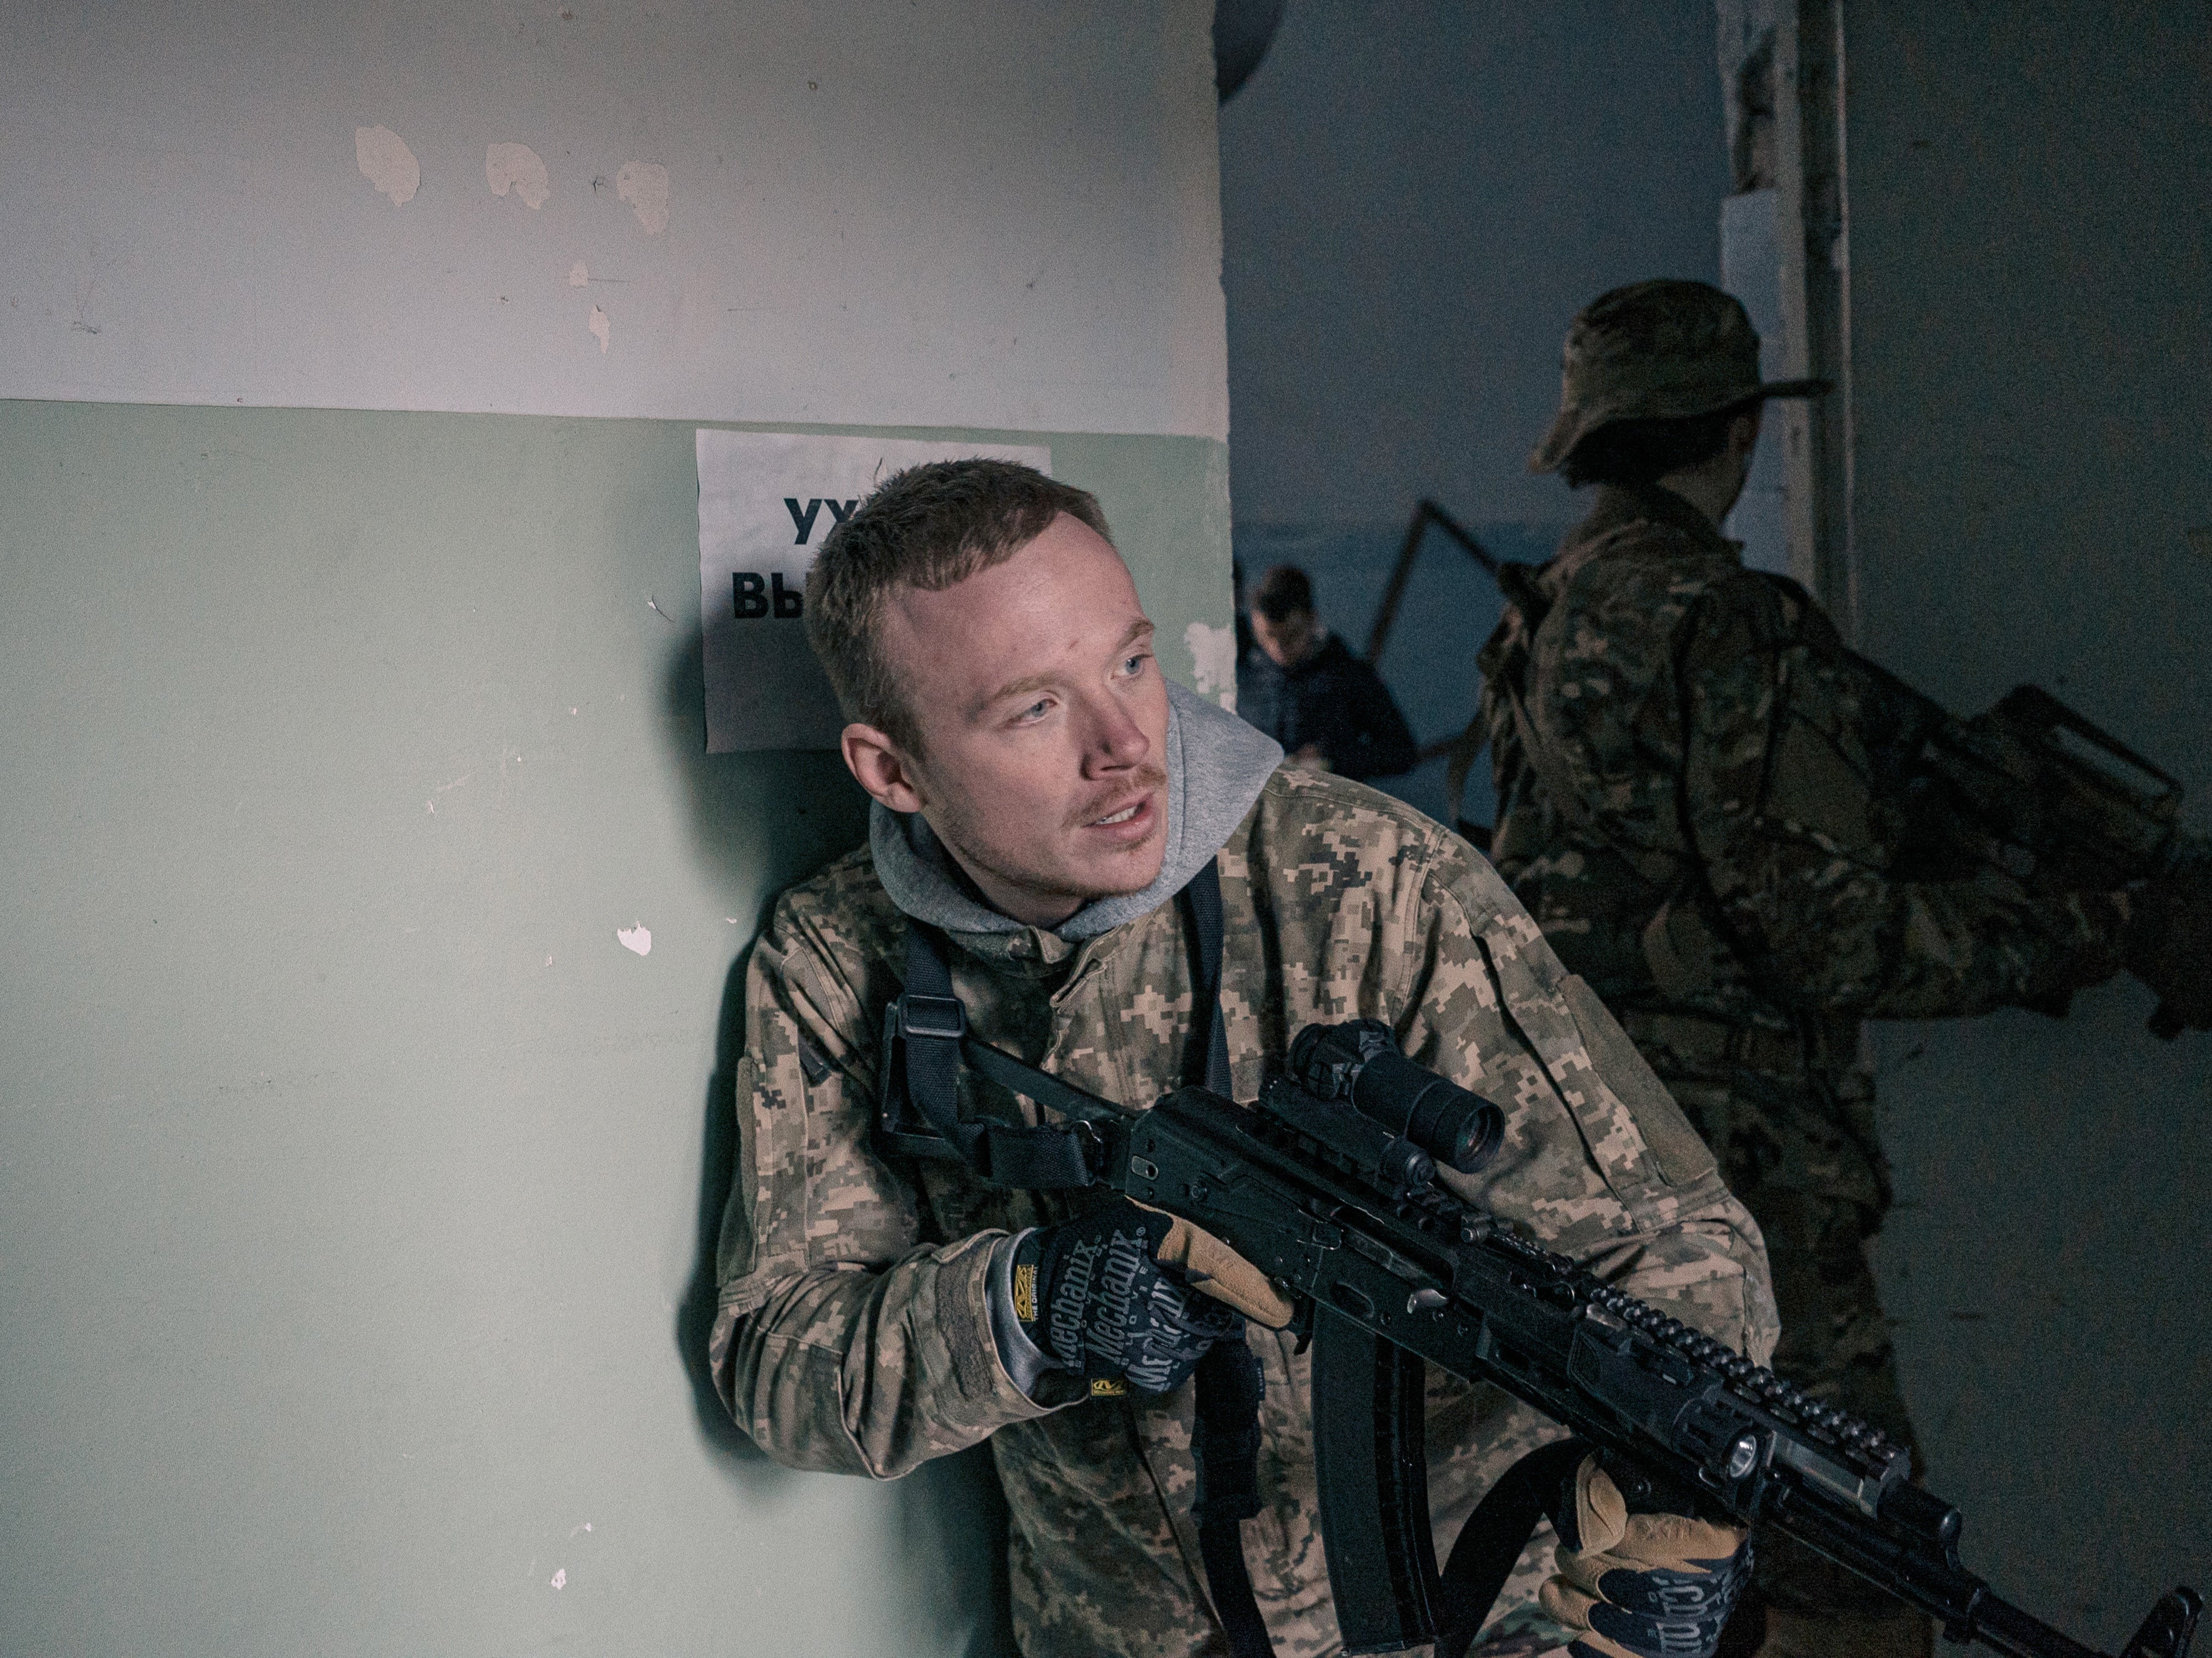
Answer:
[{"left": 1066, "top": 766, "right": 1168, "bottom": 830}]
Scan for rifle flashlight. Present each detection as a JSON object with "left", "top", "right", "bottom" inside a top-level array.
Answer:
[{"left": 1289, "top": 1021, "right": 1505, "bottom": 1176}]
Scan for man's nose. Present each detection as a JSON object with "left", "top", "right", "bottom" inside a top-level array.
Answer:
[{"left": 1083, "top": 693, "right": 1152, "bottom": 771}]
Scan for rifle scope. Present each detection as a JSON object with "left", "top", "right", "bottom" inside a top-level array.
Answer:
[{"left": 1288, "top": 1021, "right": 1505, "bottom": 1176}]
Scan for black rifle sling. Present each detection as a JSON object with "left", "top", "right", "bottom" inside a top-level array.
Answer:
[
  {"left": 889, "top": 927, "right": 1099, "bottom": 1188},
  {"left": 1183, "top": 854, "right": 1235, "bottom": 1096},
  {"left": 1430, "top": 1438, "right": 1590, "bottom": 1658},
  {"left": 887, "top": 861, "right": 1275, "bottom": 1658},
  {"left": 1177, "top": 864, "right": 1273, "bottom": 1658}
]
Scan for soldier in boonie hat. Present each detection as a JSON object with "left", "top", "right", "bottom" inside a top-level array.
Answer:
[
  {"left": 1528, "top": 277, "right": 1828, "bottom": 475},
  {"left": 1479, "top": 275, "right": 2144, "bottom": 1658}
]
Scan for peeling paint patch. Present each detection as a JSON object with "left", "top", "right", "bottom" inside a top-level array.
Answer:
[
  {"left": 550, "top": 1567, "right": 567, "bottom": 1590},
  {"left": 617, "top": 924, "right": 650, "bottom": 956},
  {"left": 569, "top": 261, "right": 589, "bottom": 287},
  {"left": 589, "top": 305, "right": 610, "bottom": 352},
  {"left": 615, "top": 161, "right": 670, "bottom": 234},
  {"left": 1184, "top": 621, "right": 1239, "bottom": 713},
  {"left": 486, "top": 142, "right": 551, "bottom": 208},
  {"left": 355, "top": 126, "right": 420, "bottom": 206}
]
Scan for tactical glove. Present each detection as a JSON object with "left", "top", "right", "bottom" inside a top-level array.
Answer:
[
  {"left": 1539, "top": 1456, "right": 1753, "bottom": 1658},
  {"left": 1010, "top": 1199, "right": 1289, "bottom": 1396},
  {"left": 2124, "top": 877, "right": 2212, "bottom": 1032},
  {"left": 1140, "top": 1201, "right": 1297, "bottom": 1329}
]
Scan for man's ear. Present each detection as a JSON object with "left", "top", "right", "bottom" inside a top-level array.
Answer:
[{"left": 841, "top": 723, "right": 926, "bottom": 814}]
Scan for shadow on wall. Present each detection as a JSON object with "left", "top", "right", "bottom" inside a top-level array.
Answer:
[{"left": 658, "top": 634, "right": 1022, "bottom": 1658}]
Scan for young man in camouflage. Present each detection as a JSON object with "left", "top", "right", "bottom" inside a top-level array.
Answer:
[
  {"left": 708, "top": 459, "right": 1780, "bottom": 1657},
  {"left": 1477, "top": 281, "right": 2140, "bottom": 1658}
]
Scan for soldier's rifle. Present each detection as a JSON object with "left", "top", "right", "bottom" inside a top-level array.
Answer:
[
  {"left": 1368, "top": 483, "right": 2212, "bottom": 1033},
  {"left": 1847, "top": 664, "right": 2212, "bottom": 1037},
  {"left": 947, "top": 1020, "right": 2202, "bottom": 1658}
]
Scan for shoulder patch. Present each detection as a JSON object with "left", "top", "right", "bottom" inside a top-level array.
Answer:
[{"left": 1557, "top": 974, "right": 1721, "bottom": 1193}]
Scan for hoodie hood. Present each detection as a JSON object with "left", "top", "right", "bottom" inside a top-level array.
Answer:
[{"left": 871, "top": 678, "right": 1283, "bottom": 941}]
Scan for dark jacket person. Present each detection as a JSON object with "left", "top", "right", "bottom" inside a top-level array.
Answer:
[{"left": 1236, "top": 564, "right": 1420, "bottom": 781}]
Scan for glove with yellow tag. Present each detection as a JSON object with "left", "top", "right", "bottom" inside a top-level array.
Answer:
[
  {"left": 1001, "top": 1199, "right": 1292, "bottom": 1397},
  {"left": 1539, "top": 1456, "right": 1753, "bottom": 1658}
]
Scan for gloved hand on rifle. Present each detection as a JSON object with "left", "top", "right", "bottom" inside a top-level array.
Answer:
[
  {"left": 2123, "top": 876, "right": 2212, "bottom": 1033},
  {"left": 1540, "top": 1454, "right": 1754, "bottom": 1658},
  {"left": 991, "top": 1198, "right": 1294, "bottom": 1399}
]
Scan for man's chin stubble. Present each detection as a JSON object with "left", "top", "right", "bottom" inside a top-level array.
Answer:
[
  {"left": 1017, "top": 848, "right": 1164, "bottom": 910},
  {"left": 928, "top": 809, "right": 1165, "bottom": 921}
]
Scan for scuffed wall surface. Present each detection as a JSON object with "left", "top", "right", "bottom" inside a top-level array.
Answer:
[
  {"left": 1839, "top": 4, "right": 2212, "bottom": 1641},
  {"left": 0, "top": 0, "right": 1227, "bottom": 439},
  {"left": 0, "top": 3, "right": 1233, "bottom": 1654}
]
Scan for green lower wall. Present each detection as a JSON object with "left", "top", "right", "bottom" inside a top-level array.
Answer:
[{"left": 0, "top": 399, "right": 1228, "bottom": 1657}]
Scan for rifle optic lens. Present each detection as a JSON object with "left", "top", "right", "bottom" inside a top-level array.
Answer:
[{"left": 1288, "top": 1021, "right": 1506, "bottom": 1175}]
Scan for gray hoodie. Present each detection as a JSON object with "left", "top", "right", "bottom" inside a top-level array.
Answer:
[{"left": 870, "top": 677, "right": 1285, "bottom": 942}]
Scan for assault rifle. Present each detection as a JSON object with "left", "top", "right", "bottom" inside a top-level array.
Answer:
[
  {"left": 1367, "top": 490, "right": 2212, "bottom": 1032},
  {"left": 958, "top": 1020, "right": 2202, "bottom": 1658},
  {"left": 1847, "top": 667, "right": 2212, "bottom": 1037}
]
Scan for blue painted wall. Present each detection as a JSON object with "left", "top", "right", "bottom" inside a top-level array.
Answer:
[{"left": 1220, "top": 0, "right": 1730, "bottom": 829}]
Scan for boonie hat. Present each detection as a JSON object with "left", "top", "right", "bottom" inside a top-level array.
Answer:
[{"left": 1528, "top": 278, "right": 1831, "bottom": 474}]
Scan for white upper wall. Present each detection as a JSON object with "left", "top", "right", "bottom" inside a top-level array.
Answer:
[{"left": 0, "top": 0, "right": 1227, "bottom": 439}]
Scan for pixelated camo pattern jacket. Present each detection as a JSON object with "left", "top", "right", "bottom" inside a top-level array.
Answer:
[{"left": 709, "top": 766, "right": 1779, "bottom": 1658}]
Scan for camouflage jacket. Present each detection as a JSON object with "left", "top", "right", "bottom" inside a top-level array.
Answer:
[
  {"left": 1477, "top": 484, "right": 2121, "bottom": 1207},
  {"left": 709, "top": 765, "right": 1778, "bottom": 1658}
]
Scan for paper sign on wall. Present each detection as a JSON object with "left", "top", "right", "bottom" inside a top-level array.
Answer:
[{"left": 696, "top": 431, "right": 1052, "bottom": 752}]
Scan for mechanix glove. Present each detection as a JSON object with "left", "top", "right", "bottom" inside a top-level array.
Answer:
[
  {"left": 1539, "top": 1455, "right": 1753, "bottom": 1658},
  {"left": 2124, "top": 876, "right": 2212, "bottom": 1032},
  {"left": 1010, "top": 1199, "right": 1289, "bottom": 1396}
]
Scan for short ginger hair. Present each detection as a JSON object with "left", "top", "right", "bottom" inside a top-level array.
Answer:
[{"left": 804, "top": 459, "right": 1113, "bottom": 754}]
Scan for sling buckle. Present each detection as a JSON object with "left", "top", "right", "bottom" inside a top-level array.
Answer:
[{"left": 898, "top": 993, "right": 968, "bottom": 1042}]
